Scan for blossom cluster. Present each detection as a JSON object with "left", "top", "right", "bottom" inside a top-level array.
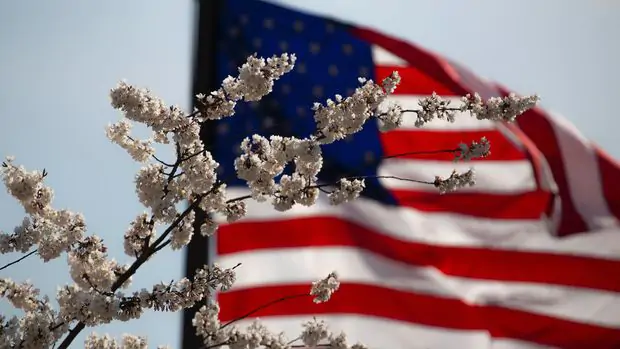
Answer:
[
  {"left": 0, "top": 51, "right": 538, "bottom": 349},
  {"left": 411, "top": 91, "right": 539, "bottom": 127},
  {"left": 192, "top": 273, "right": 348, "bottom": 349},
  {"left": 192, "top": 310, "right": 370, "bottom": 349}
]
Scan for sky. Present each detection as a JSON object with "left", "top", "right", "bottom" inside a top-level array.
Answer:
[{"left": 0, "top": 0, "right": 618, "bottom": 348}]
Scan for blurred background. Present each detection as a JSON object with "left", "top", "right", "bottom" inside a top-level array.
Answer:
[{"left": 0, "top": 0, "right": 618, "bottom": 347}]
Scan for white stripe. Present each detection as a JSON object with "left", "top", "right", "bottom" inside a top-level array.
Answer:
[
  {"left": 378, "top": 159, "right": 537, "bottom": 193},
  {"left": 228, "top": 315, "right": 554, "bottom": 349},
  {"left": 371, "top": 45, "right": 407, "bottom": 66},
  {"left": 220, "top": 188, "right": 620, "bottom": 260},
  {"left": 546, "top": 110, "right": 619, "bottom": 231},
  {"left": 219, "top": 248, "right": 620, "bottom": 328},
  {"left": 386, "top": 95, "right": 496, "bottom": 130}
]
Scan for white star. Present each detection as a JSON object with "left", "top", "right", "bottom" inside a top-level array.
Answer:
[
  {"left": 297, "top": 62, "right": 306, "bottom": 74},
  {"left": 253, "top": 38, "right": 262, "bottom": 49},
  {"left": 240, "top": 14, "right": 249, "bottom": 25},
  {"left": 326, "top": 22, "right": 335, "bottom": 33},
  {"left": 217, "top": 123, "right": 229, "bottom": 135},
  {"left": 229, "top": 27, "right": 239, "bottom": 38},
  {"left": 296, "top": 106, "right": 306, "bottom": 117},
  {"left": 364, "top": 152, "right": 375, "bottom": 164},
  {"left": 328, "top": 65, "right": 338, "bottom": 76},
  {"left": 313, "top": 85, "right": 324, "bottom": 98},
  {"left": 279, "top": 41, "right": 288, "bottom": 51},
  {"left": 309, "top": 42, "right": 320, "bottom": 55},
  {"left": 281, "top": 84, "right": 291, "bottom": 94},
  {"left": 262, "top": 117, "right": 274, "bottom": 129},
  {"left": 293, "top": 20, "right": 304, "bottom": 32},
  {"left": 263, "top": 18, "right": 274, "bottom": 29},
  {"left": 343, "top": 44, "right": 353, "bottom": 55}
]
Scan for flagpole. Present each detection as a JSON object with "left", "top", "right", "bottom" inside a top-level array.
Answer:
[{"left": 182, "top": 0, "right": 221, "bottom": 348}]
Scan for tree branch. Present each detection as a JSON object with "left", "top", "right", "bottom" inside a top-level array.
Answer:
[
  {"left": 56, "top": 194, "right": 207, "bottom": 349},
  {"left": 0, "top": 249, "right": 38, "bottom": 272}
]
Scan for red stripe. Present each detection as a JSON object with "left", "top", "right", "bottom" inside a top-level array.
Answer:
[
  {"left": 217, "top": 217, "right": 620, "bottom": 292},
  {"left": 375, "top": 66, "right": 456, "bottom": 96},
  {"left": 218, "top": 284, "right": 620, "bottom": 348},
  {"left": 380, "top": 129, "right": 526, "bottom": 161},
  {"left": 595, "top": 147, "right": 620, "bottom": 222},
  {"left": 499, "top": 121, "right": 558, "bottom": 205},
  {"left": 513, "top": 107, "right": 589, "bottom": 237},
  {"left": 391, "top": 189, "right": 551, "bottom": 220},
  {"left": 355, "top": 28, "right": 470, "bottom": 97}
]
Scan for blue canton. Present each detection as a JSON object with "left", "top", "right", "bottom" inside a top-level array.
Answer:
[{"left": 213, "top": 0, "right": 397, "bottom": 205}]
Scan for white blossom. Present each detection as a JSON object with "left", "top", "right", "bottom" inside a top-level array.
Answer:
[
  {"left": 105, "top": 120, "right": 155, "bottom": 163},
  {"left": 1, "top": 157, "right": 87, "bottom": 261},
  {"left": 119, "top": 334, "right": 148, "bottom": 349},
  {"left": 224, "top": 53, "right": 297, "bottom": 102},
  {"left": 377, "top": 102, "right": 403, "bottom": 132},
  {"left": 434, "top": 168, "right": 476, "bottom": 194},
  {"left": 123, "top": 213, "right": 154, "bottom": 257},
  {"left": 84, "top": 333, "right": 120, "bottom": 349},
  {"left": 313, "top": 73, "right": 401, "bottom": 144},
  {"left": 199, "top": 218, "right": 219, "bottom": 237},
  {"left": 84, "top": 334, "right": 152, "bottom": 349},
  {"left": 461, "top": 92, "right": 539, "bottom": 122},
  {"left": 224, "top": 201, "right": 247, "bottom": 223},
  {"left": 169, "top": 210, "right": 195, "bottom": 250},
  {"left": 456, "top": 137, "right": 491, "bottom": 161},
  {"left": 192, "top": 303, "right": 222, "bottom": 341},
  {"left": 328, "top": 178, "right": 365, "bottom": 205},
  {"left": 67, "top": 236, "right": 129, "bottom": 291},
  {"left": 310, "top": 272, "right": 340, "bottom": 303},
  {"left": 328, "top": 332, "right": 349, "bottom": 349},
  {"left": 0, "top": 279, "right": 41, "bottom": 312},
  {"left": 415, "top": 92, "right": 456, "bottom": 127},
  {"left": 301, "top": 318, "right": 330, "bottom": 347},
  {"left": 109, "top": 81, "right": 189, "bottom": 132}
]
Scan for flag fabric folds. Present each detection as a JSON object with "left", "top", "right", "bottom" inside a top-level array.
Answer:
[{"left": 209, "top": 0, "right": 620, "bottom": 347}]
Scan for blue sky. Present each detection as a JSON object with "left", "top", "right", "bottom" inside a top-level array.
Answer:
[{"left": 0, "top": 0, "right": 618, "bottom": 347}]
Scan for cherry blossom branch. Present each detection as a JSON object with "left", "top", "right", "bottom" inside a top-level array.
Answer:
[
  {"left": 0, "top": 144, "right": 472, "bottom": 273},
  {"left": 56, "top": 194, "right": 208, "bottom": 349},
  {"left": 116, "top": 263, "right": 241, "bottom": 314},
  {"left": 0, "top": 51, "right": 538, "bottom": 348}
]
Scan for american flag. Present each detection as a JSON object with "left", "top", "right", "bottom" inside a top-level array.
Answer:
[{"left": 208, "top": 0, "right": 620, "bottom": 347}]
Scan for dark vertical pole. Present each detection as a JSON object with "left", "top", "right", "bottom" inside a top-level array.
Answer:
[{"left": 183, "top": 0, "right": 221, "bottom": 348}]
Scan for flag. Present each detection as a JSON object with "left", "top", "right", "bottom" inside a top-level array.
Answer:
[{"left": 207, "top": 0, "right": 620, "bottom": 347}]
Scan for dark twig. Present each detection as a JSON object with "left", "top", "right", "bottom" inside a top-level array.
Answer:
[
  {"left": 383, "top": 148, "right": 460, "bottom": 160},
  {"left": 220, "top": 293, "right": 309, "bottom": 330},
  {"left": 199, "top": 293, "right": 310, "bottom": 349},
  {"left": 152, "top": 154, "right": 175, "bottom": 167},
  {"left": 226, "top": 174, "right": 433, "bottom": 204},
  {"left": 0, "top": 249, "right": 38, "bottom": 272}
]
